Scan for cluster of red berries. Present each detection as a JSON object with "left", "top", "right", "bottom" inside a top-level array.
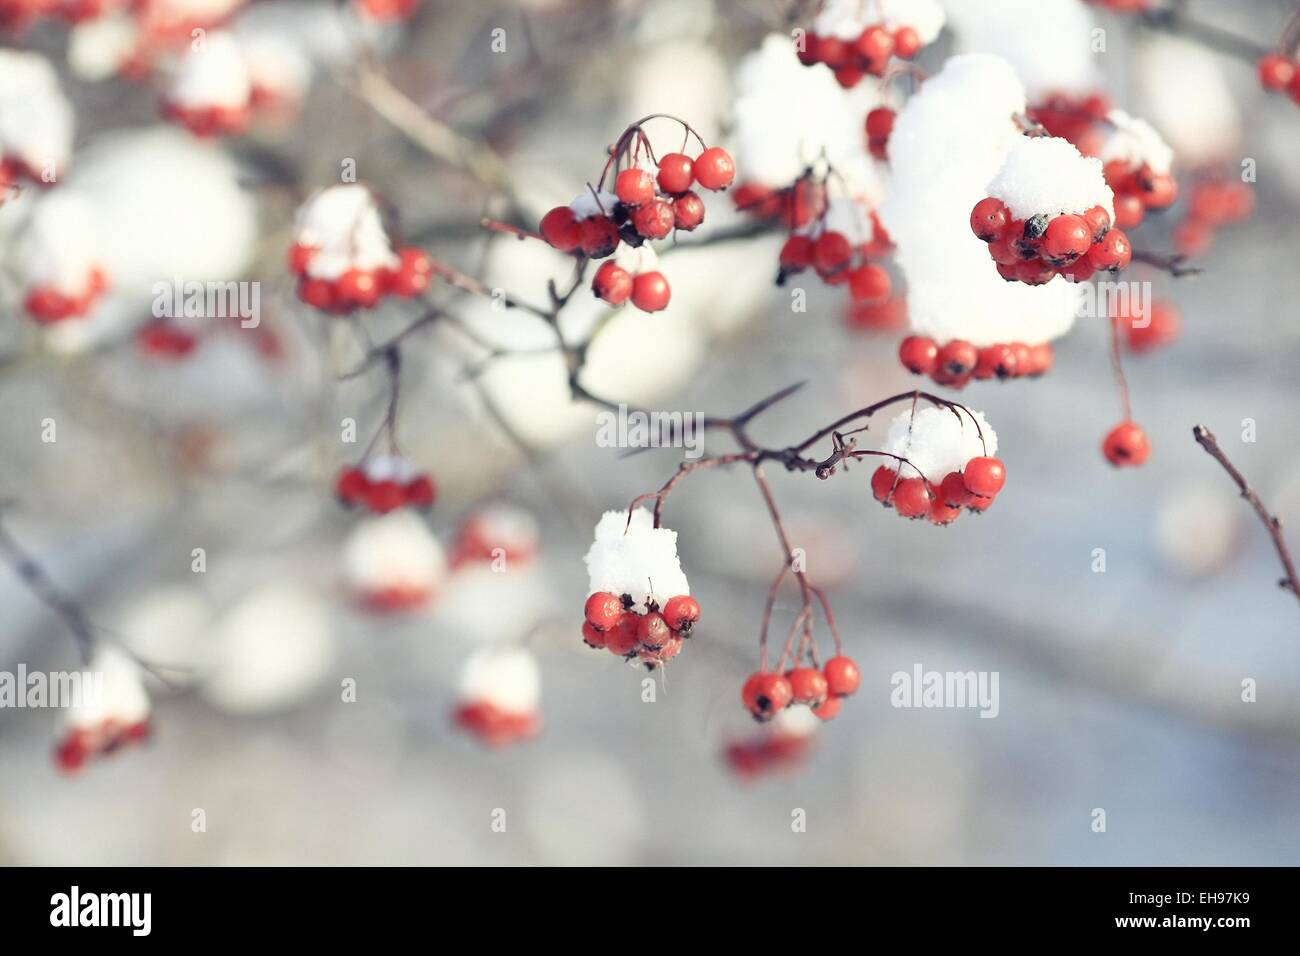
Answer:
[
  {"left": 724, "top": 725, "right": 814, "bottom": 779},
  {"left": 1258, "top": 54, "right": 1300, "bottom": 102},
  {"left": 24, "top": 266, "right": 109, "bottom": 324},
  {"left": 845, "top": 294, "right": 906, "bottom": 333},
  {"left": 0, "top": 155, "right": 48, "bottom": 202},
  {"left": 136, "top": 318, "right": 200, "bottom": 359},
  {"left": 1103, "top": 160, "right": 1177, "bottom": 231},
  {"left": 356, "top": 0, "right": 421, "bottom": 20},
  {"left": 778, "top": 222, "right": 892, "bottom": 299},
  {"left": 1026, "top": 92, "right": 1111, "bottom": 157},
  {"left": 732, "top": 177, "right": 825, "bottom": 229},
  {"left": 742, "top": 655, "right": 860, "bottom": 722},
  {"left": 1174, "top": 178, "right": 1254, "bottom": 257},
  {"left": 539, "top": 145, "right": 736, "bottom": 313},
  {"left": 871, "top": 455, "right": 1006, "bottom": 525},
  {"left": 899, "top": 336, "right": 1053, "bottom": 387},
  {"left": 159, "top": 98, "right": 249, "bottom": 139},
  {"left": 796, "top": 23, "right": 922, "bottom": 88},
  {"left": 1102, "top": 420, "right": 1150, "bottom": 467},
  {"left": 54, "top": 719, "right": 150, "bottom": 774},
  {"left": 0, "top": 0, "right": 104, "bottom": 31},
  {"left": 970, "top": 197, "right": 1131, "bottom": 284},
  {"left": 452, "top": 702, "right": 539, "bottom": 749},
  {"left": 335, "top": 462, "right": 436, "bottom": 514},
  {"left": 581, "top": 591, "right": 701, "bottom": 670},
  {"left": 1116, "top": 299, "right": 1180, "bottom": 355},
  {"left": 865, "top": 107, "right": 895, "bottom": 161},
  {"left": 290, "top": 245, "right": 434, "bottom": 314}
]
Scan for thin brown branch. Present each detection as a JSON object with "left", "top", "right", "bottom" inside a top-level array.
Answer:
[{"left": 1193, "top": 425, "right": 1300, "bottom": 606}]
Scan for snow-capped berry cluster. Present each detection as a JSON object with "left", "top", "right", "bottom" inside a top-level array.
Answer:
[
  {"left": 335, "top": 455, "right": 436, "bottom": 514},
  {"left": 1099, "top": 110, "right": 1177, "bottom": 230},
  {"left": 289, "top": 184, "right": 434, "bottom": 314},
  {"left": 870, "top": 406, "right": 1005, "bottom": 525},
  {"left": 580, "top": 509, "right": 699, "bottom": 670},
  {"left": 899, "top": 335, "right": 1053, "bottom": 387},
  {"left": 973, "top": 136, "right": 1127, "bottom": 285},
  {"left": 343, "top": 510, "right": 446, "bottom": 612},
  {"left": 159, "top": 32, "right": 252, "bottom": 137},
  {"left": 0, "top": 50, "right": 75, "bottom": 196},
  {"left": 54, "top": 648, "right": 151, "bottom": 774},
  {"left": 1258, "top": 54, "right": 1300, "bottom": 104},
  {"left": 453, "top": 647, "right": 541, "bottom": 748},
  {"left": 538, "top": 125, "right": 736, "bottom": 314},
  {"left": 796, "top": 0, "right": 944, "bottom": 88},
  {"left": 742, "top": 654, "right": 860, "bottom": 722},
  {"left": 19, "top": 192, "right": 110, "bottom": 324},
  {"left": 725, "top": 705, "right": 819, "bottom": 779},
  {"left": 448, "top": 504, "right": 539, "bottom": 570},
  {"left": 1174, "top": 177, "right": 1253, "bottom": 257}
]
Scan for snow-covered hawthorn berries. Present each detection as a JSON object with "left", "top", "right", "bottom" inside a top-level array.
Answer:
[
  {"left": 454, "top": 647, "right": 541, "bottom": 748},
  {"left": 796, "top": 0, "right": 944, "bottom": 87},
  {"left": 336, "top": 455, "right": 436, "bottom": 514},
  {"left": 873, "top": 406, "right": 1004, "bottom": 524}
]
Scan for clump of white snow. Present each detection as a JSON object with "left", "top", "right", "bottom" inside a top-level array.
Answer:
[
  {"left": 18, "top": 192, "right": 102, "bottom": 293},
  {"left": 1099, "top": 108, "right": 1174, "bottom": 174},
  {"left": 293, "top": 184, "right": 400, "bottom": 280},
  {"left": 0, "top": 49, "right": 75, "bottom": 176},
  {"left": 458, "top": 647, "right": 540, "bottom": 714},
  {"left": 167, "top": 31, "right": 252, "bottom": 109},
  {"left": 880, "top": 405, "right": 997, "bottom": 480},
  {"left": 343, "top": 511, "right": 447, "bottom": 603},
  {"left": 815, "top": 0, "right": 945, "bottom": 43},
  {"left": 584, "top": 508, "right": 690, "bottom": 614},
  {"left": 878, "top": 53, "right": 1082, "bottom": 346},
  {"left": 569, "top": 188, "right": 618, "bottom": 219},
  {"left": 66, "top": 647, "right": 150, "bottom": 730},
  {"left": 986, "top": 135, "right": 1113, "bottom": 220}
]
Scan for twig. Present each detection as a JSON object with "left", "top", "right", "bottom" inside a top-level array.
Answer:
[
  {"left": 1192, "top": 425, "right": 1300, "bottom": 606},
  {"left": 1132, "top": 249, "right": 1203, "bottom": 278},
  {"left": 0, "top": 511, "right": 96, "bottom": 664}
]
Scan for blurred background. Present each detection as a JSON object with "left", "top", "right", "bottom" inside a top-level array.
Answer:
[{"left": 2, "top": 0, "right": 1300, "bottom": 865}]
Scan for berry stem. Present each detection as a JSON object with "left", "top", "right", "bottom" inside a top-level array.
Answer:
[
  {"left": 0, "top": 510, "right": 97, "bottom": 666},
  {"left": 1192, "top": 425, "right": 1300, "bottom": 607}
]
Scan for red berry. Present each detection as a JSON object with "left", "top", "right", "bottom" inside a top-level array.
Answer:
[
  {"left": 1287, "top": 66, "right": 1300, "bottom": 104},
  {"left": 1041, "top": 214, "right": 1091, "bottom": 264},
  {"left": 614, "top": 167, "right": 655, "bottom": 206},
  {"left": 975, "top": 343, "right": 1018, "bottom": 380},
  {"left": 365, "top": 480, "right": 406, "bottom": 513},
  {"left": 540, "top": 206, "right": 581, "bottom": 252},
  {"left": 1024, "top": 342, "right": 1054, "bottom": 376},
  {"left": 1124, "top": 300, "right": 1180, "bottom": 354},
  {"left": 811, "top": 230, "right": 852, "bottom": 275},
  {"left": 865, "top": 107, "right": 894, "bottom": 143},
  {"left": 578, "top": 216, "right": 620, "bottom": 258},
  {"left": 848, "top": 263, "right": 891, "bottom": 303},
  {"left": 871, "top": 464, "right": 897, "bottom": 504},
  {"left": 336, "top": 269, "right": 382, "bottom": 308},
  {"left": 1135, "top": 167, "right": 1177, "bottom": 209},
  {"left": 335, "top": 466, "right": 368, "bottom": 503},
  {"left": 898, "top": 335, "right": 938, "bottom": 375},
  {"left": 742, "top": 672, "right": 793, "bottom": 721},
  {"left": 592, "top": 261, "right": 633, "bottom": 305},
  {"left": 936, "top": 339, "right": 978, "bottom": 376},
  {"left": 584, "top": 591, "right": 624, "bottom": 631},
  {"left": 582, "top": 620, "right": 607, "bottom": 649},
  {"left": 987, "top": 236, "right": 1019, "bottom": 265},
  {"left": 1102, "top": 421, "right": 1151, "bottom": 467},
  {"left": 1112, "top": 193, "right": 1145, "bottom": 230},
  {"left": 656, "top": 153, "right": 695, "bottom": 194},
  {"left": 812, "top": 695, "right": 843, "bottom": 720},
  {"left": 298, "top": 277, "right": 336, "bottom": 311},
  {"left": 962, "top": 456, "right": 1006, "bottom": 498},
  {"left": 893, "top": 25, "right": 921, "bottom": 58},
  {"left": 662, "top": 595, "right": 701, "bottom": 633},
  {"left": 855, "top": 25, "right": 893, "bottom": 67},
  {"left": 928, "top": 498, "right": 962, "bottom": 526},
  {"left": 1258, "top": 54, "right": 1295, "bottom": 92},
  {"left": 892, "top": 477, "right": 932, "bottom": 519},
  {"left": 970, "top": 197, "right": 1010, "bottom": 242},
  {"left": 1082, "top": 205, "right": 1111, "bottom": 243},
  {"left": 1086, "top": 228, "right": 1132, "bottom": 272},
  {"left": 630, "top": 271, "right": 671, "bottom": 312},
  {"left": 824, "top": 656, "right": 860, "bottom": 697},
  {"left": 631, "top": 200, "right": 674, "bottom": 239},
  {"left": 671, "top": 191, "right": 706, "bottom": 230},
  {"left": 605, "top": 617, "right": 640, "bottom": 656},
  {"left": 637, "top": 612, "right": 672, "bottom": 648},
  {"left": 406, "top": 475, "right": 436, "bottom": 508},
  {"left": 288, "top": 242, "right": 316, "bottom": 275},
  {"left": 779, "top": 234, "right": 814, "bottom": 272},
  {"left": 787, "top": 667, "right": 829, "bottom": 706},
  {"left": 815, "top": 36, "right": 850, "bottom": 69},
  {"left": 390, "top": 248, "right": 434, "bottom": 297},
  {"left": 691, "top": 147, "right": 735, "bottom": 191},
  {"left": 939, "top": 471, "right": 973, "bottom": 508}
]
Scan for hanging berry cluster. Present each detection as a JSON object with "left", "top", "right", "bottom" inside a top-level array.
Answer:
[
  {"left": 869, "top": 406, "right": 1005, "bottom": 525},
  {"left": 1026, "top": 92, "right": 1111, "bottom": 157},
  {"left": 538, "top": 116, "right": 735, "bottom": 314},
  {"left": 53, "top": 648, "right": 151, "bottom": 775},
  {"left": 1174, "top": 177, "right": 1254, "bottom": 257},
  {"left": 865, "top": 106, "right": 895, "bottom": 160},
  {"left": 1104, "top": 159, "right": 1176, "bottom": 231},
  {"left": 899, "top": 335, "right": 1053, "bottom": 388},
  {"left": 336, "top": 455, "right": 436, "bottom": 514},
  {"left": 794, "top": 0, "right": 938, "bottom": 89},
  {"left": 290, "top": 184, "right": 434, "bottom": 315},
  {"left": 971, "top": 196, "right": 1128, "bottom": 284}
]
